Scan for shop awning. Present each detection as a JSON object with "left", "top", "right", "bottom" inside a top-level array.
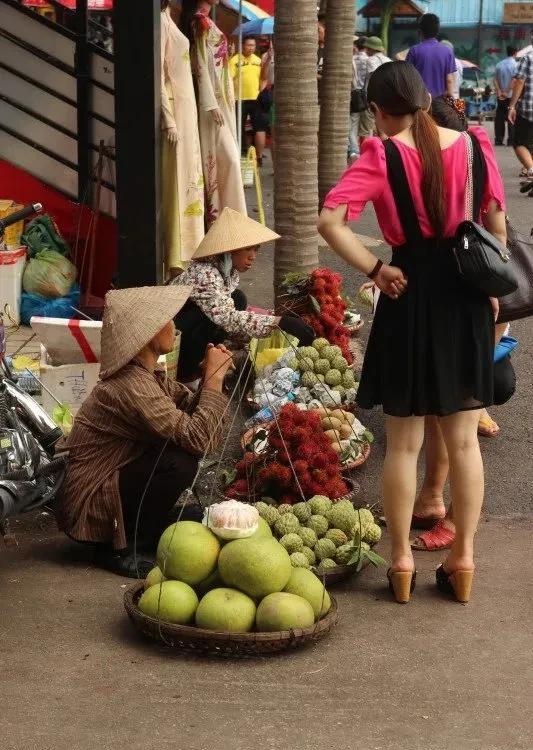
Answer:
[
  {"left": 358, "top": 0, "right": 424, "bottom": 17},
  {"left": 23, "top": 0, "right": 114, "bottom": 9},
  {"left": 220, "top": 0, "right": 270, "bottom": 21}
]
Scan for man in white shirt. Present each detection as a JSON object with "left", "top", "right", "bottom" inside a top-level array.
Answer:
[
  {"left": 348, "top": 37, "right": 368, "bottom": 162},
  {"left": 360, "top": 37, "right": 391, "bottom": 141}
]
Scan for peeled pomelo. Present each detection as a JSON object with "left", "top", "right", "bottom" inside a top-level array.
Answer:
[
  {"left": 157, "top": 521, "right": 220, "bottom": 585},
  {"left": 144, "top": 566, "right": 166, "bottom": 590},
  {"left": 138, "top": 581, "right": 198, "bottom": 624},
  {"left": 256, "top": 592, "right": 315, "bottom": 632},
  {"left": 195, "top": 588, "right": 256, "bottom": 633},
  {"left": 218, "top": 537, "right": 291, "bottom": 599},
  {"left": 283, "top": 567, "right": 331, "bottom": 619}
]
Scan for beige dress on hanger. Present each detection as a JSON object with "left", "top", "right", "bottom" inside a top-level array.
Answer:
[
  {"left": 191, "top": 9, "right": 247, "bottom": 225},
  {"left": 161, "top": 7, "right": 204, "bottom": 272}
]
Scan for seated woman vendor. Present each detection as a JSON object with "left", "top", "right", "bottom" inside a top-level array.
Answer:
[
  {"left": 55, "top": 285, "right": 233, "bottom": 579},
  {"left": 174, "top": 207, "right": 314, "bottom": 382}
]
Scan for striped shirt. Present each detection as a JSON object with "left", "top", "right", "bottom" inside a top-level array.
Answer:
[
  {"left": 56, "top": 360, "right": 228, "bottom": 549},
  {"left": 515, "top": 52, "right": 533, "bottom": 122}
]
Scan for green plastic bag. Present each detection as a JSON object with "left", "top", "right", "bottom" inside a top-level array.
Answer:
[
  {"left": 21, "top": 214, "right": 71, "bottom": 258},
  {"left": 248, "top": 330, "right": 299, "bottom": 376},
  {"left": 22, "top": 249, "right": 77, "bottom": 299}
]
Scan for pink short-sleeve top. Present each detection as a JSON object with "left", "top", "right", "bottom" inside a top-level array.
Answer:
[{"left": 323, "top": 126, "right": 506, "bottom": 247}]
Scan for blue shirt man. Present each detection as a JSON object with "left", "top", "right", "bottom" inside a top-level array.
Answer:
[{"left": 494, "top": 49, "right": 518, "bottom": 99}]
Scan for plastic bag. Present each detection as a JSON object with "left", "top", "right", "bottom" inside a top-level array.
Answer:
[
  {"left": 20, "top": 284, "right": 81, "bottom": 324},
  {"left": 202, "top": 500, "right": 259, "bottom": 540},
  {"left": 248, "top": 330, "right": 299, "bottom": 376},
  {"left": 23, "top": 249, "right": 77, "bottom": 298},
  {"left": 21, "top": 214, "right": 71, "bottom": 258}
]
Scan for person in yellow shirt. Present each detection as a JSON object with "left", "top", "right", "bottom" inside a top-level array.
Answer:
[{"left": 229, "top": 37, "right": 268, "bottom": 165}]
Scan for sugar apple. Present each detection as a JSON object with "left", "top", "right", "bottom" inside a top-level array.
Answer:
[
  {"left": 363, "top": 523, "right": 382, "bottom": 545},
  {"left": 301, "top": 371, "right": 319, "bottom": 388},
  {"left": 277, "top": 504, "right": 293, "bottom": 515},
  {"left": 306, "top": 514, "right": 329, "bottom": 538},
  {"left": 314, "top": 358, "right": 330, "bottom": 376},
  {"left": 309, "top": 496, "right": 332, "bottom": 515},
  {"left": 342, "top": 370, "right": 356, "bottom": 389},
  {"left": 317, "top": 558, "right": 337, "bottom": 573},
  {"left": 257, "top": 504, "right": 280, "bottom": 526},
  {"left": 325, "top": 369, "right": 342, "bottom": 387},
  {"left": 274, "top": 513, "right": 300, "bottom": 537},
  {"left": 314, "top": 538, "right": 337, "bottom": 561},
  {"left": 312, "top": 338, "right": 330, "bottom": 352},
  {"left": 301, "top": 546, "right": 316, "bottom": 565},
  {"left": 298, "top": 346, "right": 319, "bottom": 361},
  {"left": 322, "top": 345, "right": 342, "bottom": 362},
  {"left": 335, "top": 543, "right": 355, "bottom": 566},
  {"left": 292, "top": 502, "right": 312, "bottom": 523},
  {"left": 356, "top": 507, "right": 375, "bottom": 528},
  {"left": 288, "top": 356, "right": 300, "bottom": 371},
  {"left": 297, "top": 526, "right": 318, "bottom": 548},
  {"left": 280, "top": 533, "right": 304, "bottom": 554},
  {"left": 297, "top": 356, "right": 315, "bottom": 373},
  {"left": 332, "top": 385, "right": 346, "bottom": 398},
  {"left": 327, "top": 503, "right": 358, "bottom": 535},
  {"left": 290, "top": 552, "right": 311, "bottom": 569},
  {"left": 331, "top": 355, "right": 348, "bottom": 373},
  {"left": 325, "top": 528, "right": 349, "bottom": 547}
]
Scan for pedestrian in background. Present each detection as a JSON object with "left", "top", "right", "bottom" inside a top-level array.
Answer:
[
  {"left": 348, "top": 36, "right": 368, "bottom": 163},
  {"left": 360, "top": 36, "right": 391, "bottom": 139},
  {"left": 508, "top": 32, "right": 533, "bottom": 186},
  {"left": 440, "top": 39, "right": 463, "bottom": 100},
  {"left": 494, "top": 46, "right": 518, "bottom": 146},
  {"left": 317, "top": 15, "right": 326, "bottom": 101},
  {"left": 406, "top": 13, "right": 456, "bottom": 98},
  {"left": 229, "top": 37, "right": 268, "bottom": 165}
]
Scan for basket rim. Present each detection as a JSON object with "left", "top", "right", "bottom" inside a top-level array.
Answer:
[{"left": 124, "top": 581, "right": 338, "bottom": 643}]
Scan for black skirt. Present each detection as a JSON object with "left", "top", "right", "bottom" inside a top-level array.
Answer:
[{"left": 357, "top": 239, "right": 495, "bottom": 417}]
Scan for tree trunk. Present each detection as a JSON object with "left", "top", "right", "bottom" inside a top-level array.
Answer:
[
  {"left": 273, "top": 0, "right": 320, "bottom": 302},
  {"left": 380, "top": 0, "right": 396, "bottom": 53},
  {"left": 318, "top": 0, "right": 355, "bottom": 206}
]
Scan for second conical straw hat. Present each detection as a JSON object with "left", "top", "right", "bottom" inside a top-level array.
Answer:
[{"left": 192, "top": 207, "right": 280, "bottom": 260}]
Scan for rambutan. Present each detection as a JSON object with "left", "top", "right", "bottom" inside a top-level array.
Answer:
[
  {"left": 231, "top": 479, "right": 250, "bottom": 495},
  {"left": 311, "top": 468, "right": 329, "bottom": 485},
  {"left": 293, "top": 459, "right": 309, "bottom": 475},
  {"left": 313, "top": 454, "right": 329, "bottom": 470},
  {"left": 280, "top": 493, "right": 298, "bottom": 505}
]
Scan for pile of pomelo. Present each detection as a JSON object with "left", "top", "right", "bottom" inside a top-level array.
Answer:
[{"left": 139, "top": 519, "right": 332, "bottom": 633}]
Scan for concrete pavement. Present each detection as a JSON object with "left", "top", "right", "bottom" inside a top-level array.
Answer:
[{"left": 1, "top": 124, "right": 532, "bottom": 750}]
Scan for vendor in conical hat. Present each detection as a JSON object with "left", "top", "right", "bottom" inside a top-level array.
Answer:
[
  {"left": 174, "top": 207, "right": 314, "bottom": 382},
  {"left": 55, "top": 285, "right": 233, "bottom": 579}
]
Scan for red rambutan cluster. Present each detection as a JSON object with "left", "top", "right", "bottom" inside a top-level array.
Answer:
[{"left": 304, "top": 267, "right": 352, "bottom": 362}]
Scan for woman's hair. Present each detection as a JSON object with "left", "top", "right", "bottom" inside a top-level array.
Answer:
[
  {"left": 430, "top": 95, "right": 467, "bottom": 132},
  {"left": 161, "top": 0, "right": 169, "bottom": 10},
  {"left": 179, "top": 0, "right": 197, "bottom": 45},
  {"left": 367, "top": 61, "right": 446, "bottom": 238}
]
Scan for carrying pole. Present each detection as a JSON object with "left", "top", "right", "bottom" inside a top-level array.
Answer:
[{"left": 237, "top": 0, "right": 243, "bottom": 156}]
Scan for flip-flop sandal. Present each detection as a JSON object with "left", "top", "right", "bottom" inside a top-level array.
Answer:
[
  {"left": 410, "top": 519, "right": 456, "bottom": 551},
  {"left": 478, "top": 416, "right": 500, "bottom": 438},
  {"left": 378, "top": 513, "right": 445, "bottom": 529}
]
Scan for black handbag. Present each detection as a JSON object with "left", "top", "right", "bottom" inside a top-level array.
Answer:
[
  {"left": 350, "top": 88, "right": 367, "bottom": 114},
  {"left": 452, "top": 134, "right": 518, "bottom": 298},
  {"left": 498, "top": 221, "right": 533, "bottom": 322}
]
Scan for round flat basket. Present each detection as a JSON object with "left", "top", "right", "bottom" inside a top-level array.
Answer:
[
  {"left": 124, "top": 582, "right": 339, "bottom": 657},
  {"left": 316, "top": 556, "right": 370, "bottom": 586},
  {"left": 340, "top": 443, "right": 371, "bottom": 473}
]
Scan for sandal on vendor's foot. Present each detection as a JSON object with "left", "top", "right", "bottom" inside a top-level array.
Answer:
[
  {"left": 378, "top": 511, "right": 445, "bottom": 529},
  {"left": 387, "top": 568, "right": 417, "bottom": 603},
  {"left": 478, "top": 415, "right": 500, "bottom": 437},
  {"left": 436, "top": 565, "right": 474, "bottom": 604},
  {"left": 411, "top": 519, "right": 456, "bottom": 551},
  {"left": 94, "top": 548, "right": 154, "bottom": 579}
]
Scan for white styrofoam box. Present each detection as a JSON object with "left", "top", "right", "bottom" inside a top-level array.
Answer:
[
  {"left": 30, "top": 316, "right": 102, "bottom": 365},
  {"left": 39, "top": 344, "right": 100, "bottom": 416},
  {"left": 0, "top": 247, "right": 26, "bottom": 326}
]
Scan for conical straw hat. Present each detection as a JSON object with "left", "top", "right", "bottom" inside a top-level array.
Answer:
[
  {"left": 99, "top": 285, "right": 192, "bottom": 379},
  {"left": 192, "top": 207, "right": 280, "bottom": 260}
]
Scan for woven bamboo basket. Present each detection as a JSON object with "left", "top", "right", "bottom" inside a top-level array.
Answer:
[
  {"left": 317, "top": 556, "right": 370, "bottom": 586},
  {"left": 220, "top": 476, "right": 359, "bottom": 505},
  {"left": 124, "top": 582, "right": 338, "bottom": 656},
  {"left": 340, "top": 443, "right": 371, "bottom": 473}
]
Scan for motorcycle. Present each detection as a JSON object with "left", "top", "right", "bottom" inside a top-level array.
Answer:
[{"left": 0, "top": 204, "right": 67, "bottom": 544}]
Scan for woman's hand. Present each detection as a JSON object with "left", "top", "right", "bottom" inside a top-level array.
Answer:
[
  {"left": 490, "top": 296, "right": 499, "bottom": 321},
  {"left": 374, "top": 264, "right": 407, "bottom": 300},
  {"left": 210, "top": 109, "right": 224, "bottom": 127},
  {"left": 165, "top": 126, "right": 178, "bottom": 145},
  {"left": 203, "top": 344, "right": 234, "bottom": 389}
]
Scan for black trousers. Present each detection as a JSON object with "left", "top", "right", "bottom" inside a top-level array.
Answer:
[
  {"left": 119, "top": 445, "right": 199, "bottom": 548},
  {"left": 493, "top": 355, "right": 516, "bottom": 406},
  {"left": 175, "top": 289, "right": 247, "bottom": 381},
  {"left": 494, "top": 98, "right": 514, "bottom": 145}
]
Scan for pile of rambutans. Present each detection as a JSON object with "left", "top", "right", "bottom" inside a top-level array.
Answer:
[
  {"left": 226, "top": 404, "right": 349, "bottom": 503},
  {"left": 302, "top": 268, "right": 352, "bottom": 363}
]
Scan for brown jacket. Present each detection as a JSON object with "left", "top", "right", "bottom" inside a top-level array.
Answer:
[{"left": 56, "top": 361, "right": 228, "bottom": 549}]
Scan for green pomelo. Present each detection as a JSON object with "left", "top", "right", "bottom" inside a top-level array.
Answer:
[
  {"left": 195, "top": 588, "right": 256, "bottom": 633},
  {"left": 249, "top": 516, "right": 273, "bottom": 539},
  {"left": 218, "top": 537, "right": 292, "bottom": 598},
  {"left": 283, "top": 567, "right": 331, "bottom": 619},
  {"left": 144, "top": 566, "right": 166, "bottom": 590},
  {"left": 157, "top": 521, "right": 220, "bottom": 585},
  {"left": 256, "top": 592, "right": 315, "bottom": 632},
  {"left": 138, "top": 581, "right": 198, "bottom": 624}
]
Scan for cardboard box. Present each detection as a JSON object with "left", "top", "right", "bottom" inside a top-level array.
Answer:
[
  {"left": 39, "top": 344, "right": 100, "bottom": 416},
  {"left": 30, "top": 317, "right": 102, "bottom": 365}
]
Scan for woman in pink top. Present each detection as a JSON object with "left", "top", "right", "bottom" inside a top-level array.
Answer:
[{"left": 318, "top": 62, "right": 506, "bottom": 604}]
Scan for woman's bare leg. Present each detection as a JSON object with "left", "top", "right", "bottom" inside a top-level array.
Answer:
[
  {"left": 383, "top": 415, "right": 425, "bottom": 573},
  {"left": 414, "top": 416, "right": 448, "bottom": 519},
  {"left": 437, "top": 410, "right": 484, "bottom": 572}
]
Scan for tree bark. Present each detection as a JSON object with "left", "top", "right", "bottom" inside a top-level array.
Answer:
[
  {"left": 318, "top": 0, "right": 355, "bottom": 206},
  {"left": 273, "top": 0, "right": 320, "bottom": 302},
  {"left": 380, "top": 0, "right": 396, "bottom": 53}
]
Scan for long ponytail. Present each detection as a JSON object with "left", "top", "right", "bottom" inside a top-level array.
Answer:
[
  {"left": 411, "top": 108, "right": 446, "bottom": 238},
  {"left": 178, "top": 0, "right": 197, "bottom": 46}
]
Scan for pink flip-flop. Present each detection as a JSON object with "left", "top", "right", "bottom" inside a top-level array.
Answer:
[{"left": 411, "top": 519, "right": 456, "bottom": 551}]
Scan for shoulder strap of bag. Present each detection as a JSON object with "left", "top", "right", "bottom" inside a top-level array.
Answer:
[
  {"left": 384, "top": 138, "right": 424, "bottom": 244},
  {"left": 466, "top": 131, "right": 487, "bottom": 223}
]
